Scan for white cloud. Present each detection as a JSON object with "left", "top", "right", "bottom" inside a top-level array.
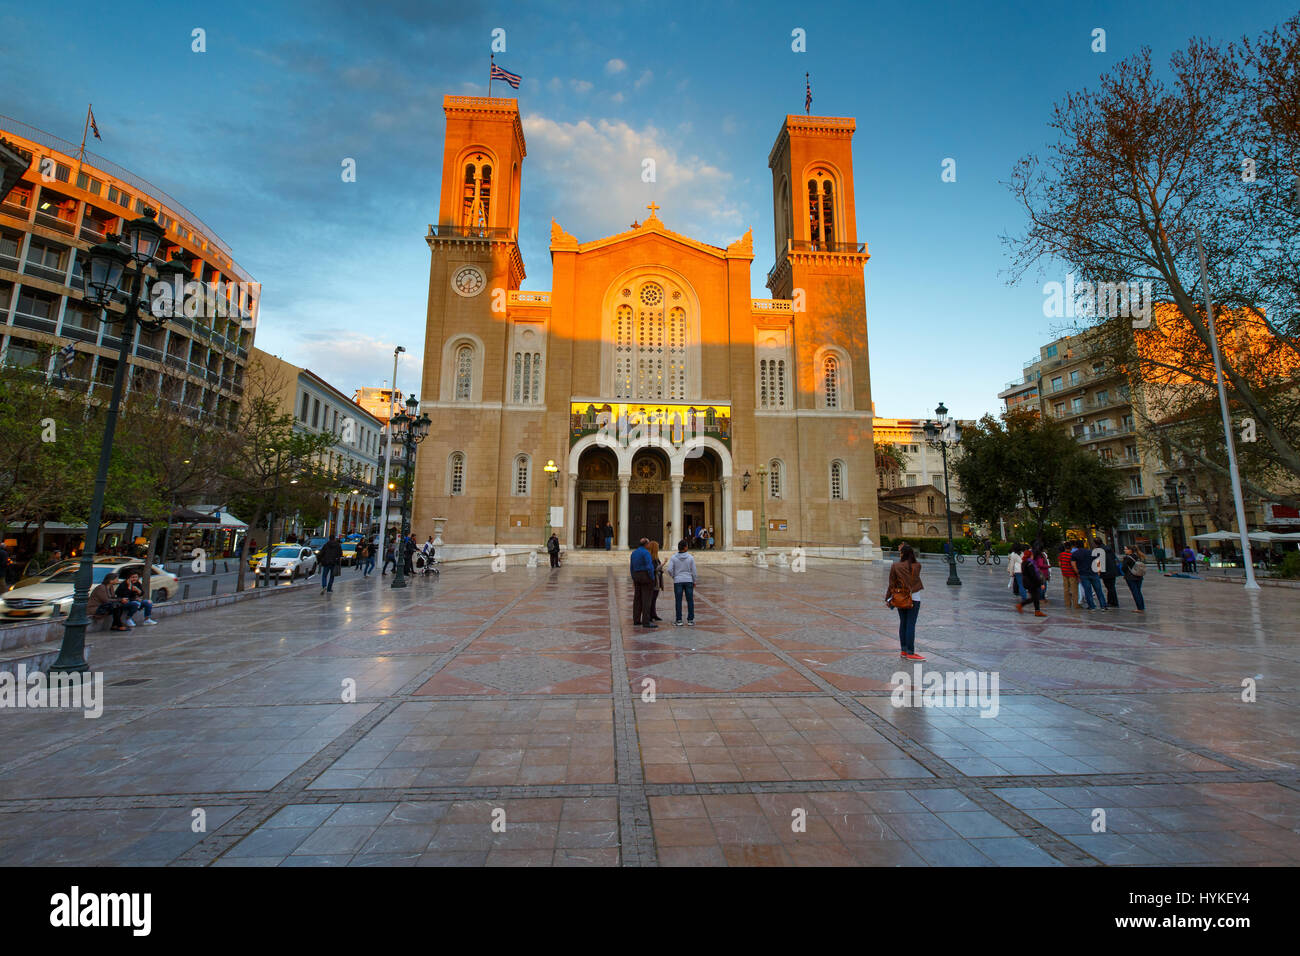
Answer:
[
  {"left": 605, "top": 58, "right": 627, "bottom": 75},
  {"left": 611, "top": 92, "right": 625, "bottom": 103},
  {"left": 521, "top": 114, "right": 746, "bottom": 246},
  {"left": 635, "top": 70, "right": 653, "bottom": 90},
  {"left": 570, "top": 79, "right": 593, "bottom": 94}
]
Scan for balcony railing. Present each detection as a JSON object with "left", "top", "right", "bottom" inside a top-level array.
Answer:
[
  {"left": 79, "top": 223, "right": 108, "bottom": 243},
  {"left": 11, "top": 311, "right": 57, "bottom": 333},
  {"left": 33, "top": 211, "right": 75, "bottom": 235},
  {"left": 752, "top": 298, "right": 793, "bottom": 312},
  {"left": 0, "top": 252, "right": 18, "bottom": 271},
  {"left": 0, "top": 199, "right": 31, "bottom": 220},
  {"left": 22, "top": 260, "right": 67, "bottom": 283},
  {"left": 427, "top": 224, "right": 515, "bottom": 240},
  {"left": 134, "top": 344, "right": 163, "bottom": 362}
]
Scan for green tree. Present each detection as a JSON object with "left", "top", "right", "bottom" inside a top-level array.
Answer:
[
  {"left": 219, "top": 363, "right": 341, "bottom": 592},
  {"left": 954, "top": 410, "right": 1123, "bottom": 541},
  {"left": 1005, "top": 16, "right": 1300, "bottom": 495}
]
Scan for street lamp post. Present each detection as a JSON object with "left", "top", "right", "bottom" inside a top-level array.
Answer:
[
  {"left": 923, "top": 402, "right": 963, "bottom": 587},
  {"left": 756, "top": 463, "right": 768, "bottom": 552},
  {"left": 1165, "top": 478, "right": 1187, "bottom": 552},
  {"left": 376, "top": 346, "right": 404, "bottom": 581},
  {"left": 542, "top": 459, "right": 559, "bottom": 546},
  {"left": 50, "top": 211, "right": 189, "bottom": 673},
  {"left": 390, "top": 397, "right": 431, "bottom": 589}
]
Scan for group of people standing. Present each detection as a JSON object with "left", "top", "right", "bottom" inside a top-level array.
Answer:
[
  {"left": 683, "top": 524, "right": 715, "bottom": 550},
  {"left": 630, "top": 537, "right": 699, "bottom": 627},
  {"left": 885, "top": 534, "right": 1154, "bottom": 661}
]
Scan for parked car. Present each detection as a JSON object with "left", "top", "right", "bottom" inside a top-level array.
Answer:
[
  {"left": 248, "top": 542, "right": 296, "bottom": 571},
  {"left": 340, "top": 540, "right": 358, "bottom": 566},
  {"left": 254, "top": 545, "right": 317, "bottom": 581},
  {"left": 6, "top": 559, "right": 81, "bottom": 592},
  {"left": 1, "top": 560, "right": 179, "bottom": 620}
]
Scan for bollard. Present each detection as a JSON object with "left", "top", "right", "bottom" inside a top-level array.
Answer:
[
  {"left": 183, "top": 583, "right": 191, "bottom": 600},
  {"left": 211, "top": 579, "right": 219, "bottom": 596}
]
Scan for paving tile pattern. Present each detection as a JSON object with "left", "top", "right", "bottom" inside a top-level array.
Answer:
[{"left": 0, "top": 560, "right": 1297, "bottom": 866}]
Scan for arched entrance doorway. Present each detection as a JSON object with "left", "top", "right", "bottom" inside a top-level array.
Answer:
[
  {"left": 627, "top": 447, "right": 672, "bottom": 547},
  {"left": 576, "top": 446, "right": 619, "bottom": 549},
  {"left": 678, "top": 447, "right": 724, "bottom": 550}
]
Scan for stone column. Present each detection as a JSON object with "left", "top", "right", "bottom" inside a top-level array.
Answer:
[
  {"left": 670, "top": 475, "right": 683, "bottom": 549},
  {"left": 566, "top": 473, "right": 578, "bottom": 550},
  {"left": 721, "top": 477, "right": 733, "bottom": 550},
  {"left": 617, "top": 475, "right": 630, "bottom": 549}
]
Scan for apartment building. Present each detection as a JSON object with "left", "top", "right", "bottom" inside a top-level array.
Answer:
[{"left": 0, "top": 116, "right": 257, "bottom": 425}]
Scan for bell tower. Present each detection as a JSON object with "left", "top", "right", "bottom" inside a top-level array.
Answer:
[
  {"left": 765, "top": 113, "right": 877, "bottom": 545},
  {"left": 416, "top": 95, "right": 529, "bottom": 547}
]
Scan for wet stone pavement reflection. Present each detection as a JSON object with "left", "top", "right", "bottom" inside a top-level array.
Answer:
[{"left": 0, "top": 559, "right": 1297, "bottom": 866}]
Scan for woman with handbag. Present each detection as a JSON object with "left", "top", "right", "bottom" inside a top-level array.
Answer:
[
  {"left": 1122, "top": 545, "right": 1147, "bottom": 613},
  {"left": 647, "top": 540, "right": 664, "bottom": 622},
  {"left": 1017, "top": 545, "right": 1047, "bottom": 616},
  {"left": 886, "top": 544, "right": 925, "bottom": 661}
]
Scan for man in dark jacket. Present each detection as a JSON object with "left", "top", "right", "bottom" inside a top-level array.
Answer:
[
  {"left": 402, "top": 535, "right": 416, "bottom": 575},
  {"left": 547, "top": 533, "right": 560, "bottom": 568},
  {"left": 630, "top": 538, "right": 657, "bottom": 628},
  {"left": 1100, "top": 542, "right": 1121, "bottom": 607},
  {"left": 318, "top": 537, "right": 343, "bottom": 593}
]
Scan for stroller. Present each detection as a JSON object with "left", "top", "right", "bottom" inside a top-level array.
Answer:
[{"left": 413, "top": 548, "right": 440, "bottom": 576}]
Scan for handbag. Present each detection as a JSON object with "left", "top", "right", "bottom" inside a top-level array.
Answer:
[{"left": 1132, "top": 560, "right": 1146, "bottom": 578}]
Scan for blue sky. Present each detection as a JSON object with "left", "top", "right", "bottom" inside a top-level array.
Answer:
[{"left": 1, "top": 0, "right": 1293, "bottom": 419}]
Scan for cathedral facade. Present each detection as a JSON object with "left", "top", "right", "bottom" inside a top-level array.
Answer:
[{"left": 413, "top": 95, "right": 878, "bottom": 554}]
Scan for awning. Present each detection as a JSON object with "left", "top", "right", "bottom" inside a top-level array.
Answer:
[{"left": 1190, "top": 530, "right": 1238, "bottom": 541}]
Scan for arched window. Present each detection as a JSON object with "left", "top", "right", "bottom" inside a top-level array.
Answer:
[
  {"left": 769, "top": 459, "right": 783, "bottom": 499},
  {"left": 614, "top": 304, "right": 634, "bottom": 399},
  {"left": 512, "top": 351, "right": 542, "bottom": 404},
  {"left": 461, "top": 159, "right": 492, "bottom": 234},
  {"left": 612, "top": 280, "right": 689, "bottom": 400},
  {"left": 454, "top": 344, "right": 474, "bottom": 401},
  {"left": 822, "top": 355, "right": 840, "bottom": 409},
  {"left": 514, "top": 455, "right": 530, "bottom": 496},
  {"left": 449, "top": 452, "right": 466, "bottom": 495},
  {"left": 830, "top": 460, "right": 845, "bottom": 500},
  {"left": 759, "top": 358, "right": 788, "bottom": 409},
  {"left": 808, "top": 169, "right": 837, "bottom": 248}
]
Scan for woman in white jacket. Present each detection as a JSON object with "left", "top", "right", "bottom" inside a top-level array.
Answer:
[
  {"left": 1008, "top": 545, "right": 1027, "bottom": 602},
  {"left": 664, "top": 539, "right": 699, "bottom": 626}
]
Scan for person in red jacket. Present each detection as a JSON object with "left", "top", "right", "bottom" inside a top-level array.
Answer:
[{"left": 1057, "top": 541, "right": 1078, "bottom": 610}]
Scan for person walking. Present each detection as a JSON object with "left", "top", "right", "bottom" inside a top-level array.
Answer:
[
  {"left": 1008, "top": 544, "right": 1028, "bottom": 603},
  {"left": 402, "top": 534, "right": 417, "bottom": 575},
  {"left": 1153, "top": 543, "right": 1167, "bottom": 572},
  {"left": 115, "top": 571, "right": 157, "bottom": 626},
  {"left": 88, "top": 573, "right": 127, "bottom": 631},
  {"left": 1181, "top": 544, "right": 1196, "bottom": 573},
  {"left": 1017, "top": 546, "right": 1046, "bottom": 616},
  {"left": 547, "top": 532, "right": 561, "bottom": 569},
  {"left": 707, "top": 526, "right": 715, "bottom": 550},
  {"left": 604, "top": 521, "right": 614, "bottom": 551},
  {"left": 381, "top": 541, "right": 396, "bottom": 575},
  {"left": 1057, "top": 540, "right": 1079, "bottom": 610},
  {"left": 630, "top": 537, "right": 657, "bottom": 628},
  {"left": 357, "top": 540, "right": 372, "bottom": 576},
  {"left": 665, "top": 539, "right": 698, "bottom": 626},
  {"left": 318, "top": 536, "right": 343, "bottom": 593},
  {"left": 1072, "top": 540, "right": 1107, "bottom": 611},
  {"left": 1100, "top": 540, "right": 1121, "bottom": 607},
  {"left": 1122, "top": 545, "right": 1147, "bottom": 613},
  {"left": 647, "top": 540, "right": 664, "bottom": 622},
  {"left": 1033, "top": 546, "right": 1052, "bottom": 603},
  {"left": 886, "top": 544, "right": 925, "bottom": 660}
]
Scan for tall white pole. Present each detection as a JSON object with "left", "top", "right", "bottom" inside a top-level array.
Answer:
[
  {"left": 376, "top": 346, "right": 404, "bottom": 567},
  {"left": 1193, "top": 226, "right": 1259, "bottom": 590}
]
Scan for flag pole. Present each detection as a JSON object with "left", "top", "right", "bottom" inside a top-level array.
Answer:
[
  {"left": 1193, "top": 224, "right": 1260, "bottom": 591},
  {"left": 76, "top": 104, "right": 91, "bottom": 179},
  {"left": 489, "top": 53, "right": 494, "bottom": 98}
]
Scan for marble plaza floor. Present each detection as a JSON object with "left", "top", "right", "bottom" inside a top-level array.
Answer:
[{"left": 1, "top": 558, "right": 1297, "bottom": 867}]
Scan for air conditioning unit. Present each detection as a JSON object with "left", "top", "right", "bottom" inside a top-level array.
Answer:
[{"left": 1077, "top": 417, "right": 1086, "bottom": 424}]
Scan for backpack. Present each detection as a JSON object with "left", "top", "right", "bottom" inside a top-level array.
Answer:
[{"left": 1132, "top": 559, "right": 1146, "bottom": 578}]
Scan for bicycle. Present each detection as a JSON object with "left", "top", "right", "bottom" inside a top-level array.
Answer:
[
  {"left": 976, "top": 552, "right": 1001, "bottom": 566},
  {"left": 954, "top": 552, "right": 965, "bottom": 564}
]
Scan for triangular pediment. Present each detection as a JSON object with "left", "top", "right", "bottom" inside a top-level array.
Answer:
[{"left": 550, "top": 214, "right": 750, "bottom": 260}]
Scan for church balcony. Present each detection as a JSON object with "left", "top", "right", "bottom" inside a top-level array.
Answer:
[
  {"left": 751, "top": 298, "right": 793, "bottom": 313},
  {"left": 508, "top": 290, "right": 550, "bottom": 305},
  {"left": 426, "top": 224, "right": 515, "bottom": 241}
]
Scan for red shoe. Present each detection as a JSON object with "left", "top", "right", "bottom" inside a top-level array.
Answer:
[
  {"left": 1034, "top": 610, "right": 1047, "bottom": 617},
  {"left": 903, "top": 652, "right": 926, "bottom": 661},
  {"left": 1015, "top": 603, "right": 1024, "bottom": 613}
]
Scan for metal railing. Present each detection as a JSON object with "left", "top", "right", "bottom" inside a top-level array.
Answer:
[
  {"left": 22, "top": 260, "right": 66, "bottom": 283},
  {"left": 427, "top": 224, "right": 515, "bottom": 240},
  {"left": 33, "top": 210, "right": 75, "bottom": 235},
  {"left": 11, "top": 311, "right": 56, "bottom": 333}
]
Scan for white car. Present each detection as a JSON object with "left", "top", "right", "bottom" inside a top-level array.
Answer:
[
  {"left": 1, "top": 560, "right": 180, "bottom": 621},
  {"left": 254, "top": 545, "right": 317, "bottom": 581}
]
